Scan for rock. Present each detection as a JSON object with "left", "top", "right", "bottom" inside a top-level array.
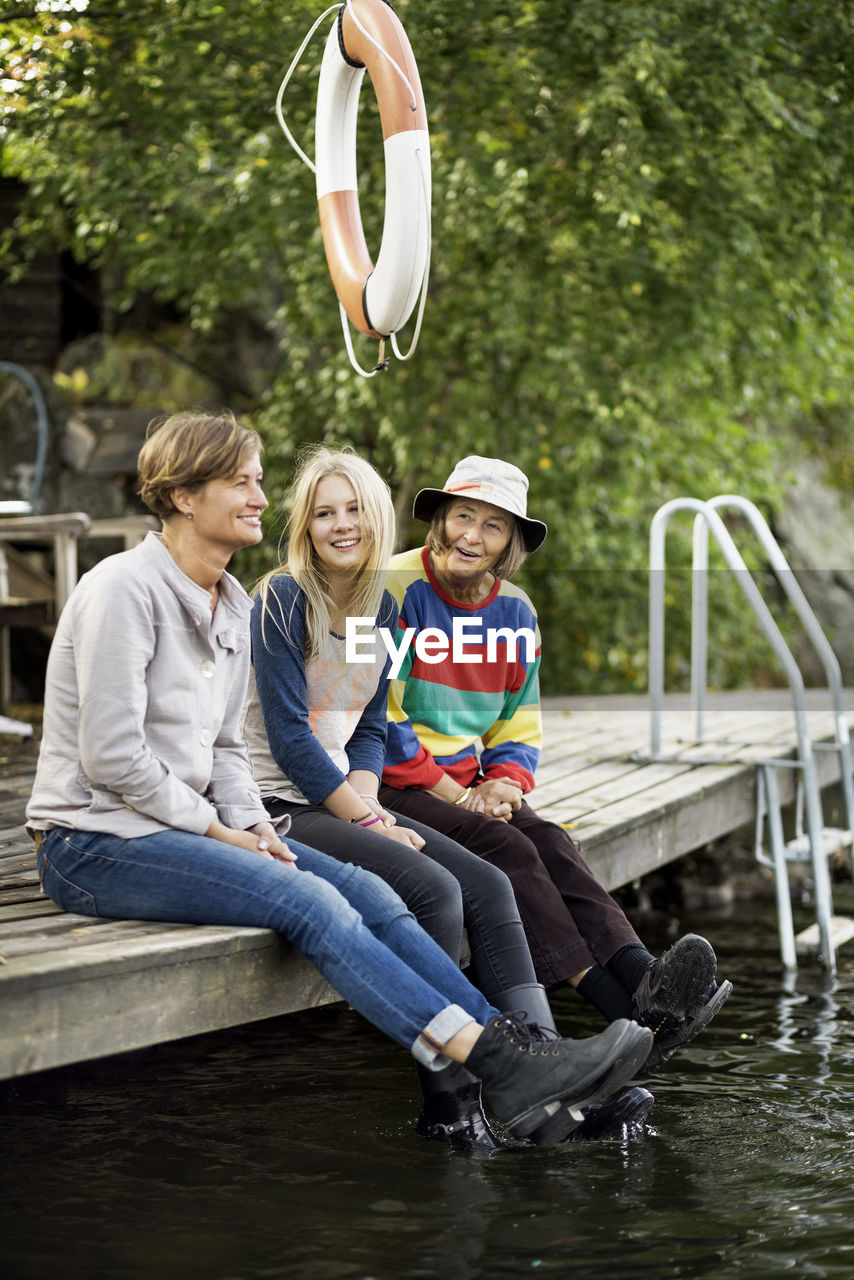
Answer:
[
  {"left": 61, "top": 414, "right": 98, "bottom": 471},
  {"left": 773, "top": 455, "right": 854, "bottom": 685}
]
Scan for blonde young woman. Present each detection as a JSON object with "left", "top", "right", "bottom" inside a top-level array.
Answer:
[
  {"left": 25, "top": 411, "right": 653, "bottom": 1150},
  {"left": 241, "top": 447, "right": 655, "bottom": 1150}
]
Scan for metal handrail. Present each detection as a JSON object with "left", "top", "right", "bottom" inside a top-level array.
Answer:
[
  {"left": 650, "top": 498, "right": 813, "bottom": 757},
  {"left": 0, "top": 361, "right": 50, "bottom": 513},
  {"left": 649, "top": 496, "right": 836, "bottom": 970},
  {"left": 693, "top": 495, "right": 854, "bottom": 840}
]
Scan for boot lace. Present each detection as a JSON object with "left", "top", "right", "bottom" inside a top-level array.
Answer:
[
  {"left": 493, "top": 1013, "right": 561, "bottom": 1055},
  {"left": 499, "top": 1010, "right": 560, "bottom": 1042}
]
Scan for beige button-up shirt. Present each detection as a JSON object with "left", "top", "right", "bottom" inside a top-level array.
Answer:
[{"left": 27, "top": 533, "right": 269, "bottom": 838}]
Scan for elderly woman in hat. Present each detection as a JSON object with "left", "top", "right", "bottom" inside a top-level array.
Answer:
[{"left": 378, "top": 457, "right": 732, "bottom": 1071}]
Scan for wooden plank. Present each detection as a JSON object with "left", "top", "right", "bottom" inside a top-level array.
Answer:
[
  {"left": 0, "top": 919, "right": 190, "bottom": 961},
  {"left": 0, "top": 843, "right": 35, "bottom": 862},
  {"left": 0, "top": 935, "right": 340, "bottom": 1079},
  {"left": 560, "top": 761, "right": 700, "bottom": 818},
  {"left": 0, "top": 880, "right": 39, "bottom": 904},
  {"left": 796, "top": 917, "right": 854, "bottom": 955},
  {"left": 0, "top": 879, "right": 38, "bottom": 899},
  {"left": 568, "top": 762, "right": 759, "bottom": 889},
  {"left": 0, "top": 799, "right": 35, "bottom": 823},
  {"left": 531, "top": 756, "right": 662, "bottom": 809},
  {"left": 0, "top": 919, "right": 273, "bottom": 977},
  {"left": 84, "top": 516, "right": 158, "bottom": 546},
  {"left": 0, "top": 911, "right": 143, "bottom": 949},
  {"left": 0, "top": 773, "right": 40, "bottom": 793},
  {"left": 0, "top": 852, "right": 36, "bottom": 876},
  {"left": 584, "top": 714, "right": 849, "bottom": 846},
  {"left": 559, "top": 728, "right": 852, "bottom": 890},
  {"left": 0, "top": 512, "right": 91, "bottom": 538},
  {"left": 0, "top": 832, "right": 36, "bottom": 857},
  {"left": 0, "top": 900, "right": 64, "bottom": 921}
]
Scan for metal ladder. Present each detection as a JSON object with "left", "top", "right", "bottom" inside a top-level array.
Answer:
[{"left": 647, "top": 494, "right": 854, "bottom": 974}]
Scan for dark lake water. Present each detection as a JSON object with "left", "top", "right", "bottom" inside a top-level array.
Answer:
[{"left": 3, "top": 891, "right": 854, "bottom": 1280}]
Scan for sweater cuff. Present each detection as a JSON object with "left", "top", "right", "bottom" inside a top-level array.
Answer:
[
  {"left": 482, "top": 761, "right": 536, "bottom": 794},
  {"left": 382, "top": 754, "right": 445, "bottom": 791}
]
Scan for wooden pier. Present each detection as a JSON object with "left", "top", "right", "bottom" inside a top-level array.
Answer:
[{"left": 2, "top": 688, "right": 852, "bottom": 1081}]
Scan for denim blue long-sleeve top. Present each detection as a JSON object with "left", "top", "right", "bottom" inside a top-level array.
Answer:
[{"left": 241, "top": 572, "right": 397, "bottom": 806}]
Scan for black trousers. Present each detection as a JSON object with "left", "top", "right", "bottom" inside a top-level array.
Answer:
[
  {"left": 378, "top": 785, "right": 641, "bottom": 988},
  {"left": 266, "top": 800, "right": 539, "bottom": 1005}
]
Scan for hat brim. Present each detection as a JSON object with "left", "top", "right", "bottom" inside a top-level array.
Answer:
[{"left": 412, "top": 487, "right": 548, "bottom": 553}]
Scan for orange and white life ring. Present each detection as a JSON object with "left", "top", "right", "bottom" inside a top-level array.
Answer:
[{"left": 315, "top": 0, "right": 430, "bottom": 339}]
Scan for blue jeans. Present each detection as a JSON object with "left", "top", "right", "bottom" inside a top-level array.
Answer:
[{"left": 37, "top": 827, "right": 500, "bottom": 1068}]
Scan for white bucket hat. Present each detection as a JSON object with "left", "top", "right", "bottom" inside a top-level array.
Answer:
[{"left": 412, "top": 456, "right": 548, "bottom": 552}]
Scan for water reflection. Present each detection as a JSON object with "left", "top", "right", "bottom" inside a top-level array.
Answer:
[
  {"left": 771, "top": 975, "right": 840, "bottom": 1083},
  {"left": 4, "top": 895, "right": 854, "bottom": 1279}
]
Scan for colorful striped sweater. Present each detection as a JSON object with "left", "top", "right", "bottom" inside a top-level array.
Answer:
[{"left": 382, "top": 545, "right": 543, "bottom": 793}]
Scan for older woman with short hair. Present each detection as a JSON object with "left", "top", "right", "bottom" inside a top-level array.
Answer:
[{"left": 379, "top": 456, "right": 732, "bottom": 1071}]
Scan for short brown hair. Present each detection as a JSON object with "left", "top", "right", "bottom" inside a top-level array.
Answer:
[
  {"left": 137, "top": 409, "right": 263, "bottom": 520},
  {"left": 425, "top": 498, "right": 528, "bottom": 581}
]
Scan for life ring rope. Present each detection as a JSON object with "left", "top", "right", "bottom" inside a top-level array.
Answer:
[
  {"left": 275, "top": 3, "right": 420, "bottom": 174},
  {"left": 389, "top": 142, "right": 430, "bottom": 360},
  {"left": 340, "top": 141, "right": 431, "bottom": 376},
  {"left": 274, "top": 4, "right": 340, "bottom": 176},
  {"left": 275, "top": 0, "right": 431, "bottom": 377}
]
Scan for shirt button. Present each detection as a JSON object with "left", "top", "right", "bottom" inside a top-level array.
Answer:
[
  {"left": 200, "top": 660, "right": 216, "bottom": 678},
  {"left": 200, "top": 729, "right": 212, "bottom": 748}
]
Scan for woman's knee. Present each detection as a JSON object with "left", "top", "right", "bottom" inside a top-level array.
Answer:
[
  {"left": 474, "top": 821, "right": 543, "bottom": 874},
  {"left": 438, "top": 843, "right": 520, "bottom": 917},
  {"left": 514, "top": 813, "right": 590, "bottom": 875},
  {"left": 399, "top": 860, "right": 465, "bottom": 942}
]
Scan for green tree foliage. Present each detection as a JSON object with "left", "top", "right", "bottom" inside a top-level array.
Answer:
[{"left": 3, "top": 0, "right": 854, "bottom": 690}]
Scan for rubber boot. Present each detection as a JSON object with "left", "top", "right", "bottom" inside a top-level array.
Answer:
[
  {"left": 414, "top": 1062, "right": 520, "bottom": 1153},
  {"left": 465, "top": 1013, "right": 653, "bottom": 1147},
  {"left": 493, "top": 982, "right": 558, "bottom": 1036}
]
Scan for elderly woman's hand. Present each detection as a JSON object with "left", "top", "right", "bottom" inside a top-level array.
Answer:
[{"left": 463, "top": 778, "right": 523, "bottom": 822}]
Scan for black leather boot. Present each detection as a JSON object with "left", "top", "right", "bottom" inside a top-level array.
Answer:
[
  {"left": 493, "top": 984, "right": 654, "bottom": 1142},
  {"left": 465, "top": 1013, "right": 652, "bottom": 1146},
  {"left": 414, "top": 1062, "right": 521, "bottom": 1152}
]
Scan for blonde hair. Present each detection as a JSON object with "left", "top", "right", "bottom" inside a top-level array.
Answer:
[
  {"left": 256, "top": 447, "right": 395, "bottom": 663},
  {"left": 138, "top": 409, "right": 262, "bottom": 520},
  {"left": 425, "top": 498, "right": 528, "bottom": 580}
]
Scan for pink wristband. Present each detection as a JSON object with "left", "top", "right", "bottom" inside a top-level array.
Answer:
[{"left": 358, "top": 813, "right": 383, "bottom": 828}]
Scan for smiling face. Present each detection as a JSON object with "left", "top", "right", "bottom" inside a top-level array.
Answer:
[
  {"left": 431, "top": 497, "right": 513, "bottom": 598},
  {"left": 308, "top": 473, "right": 370, "bottom": 576},
  {"left": 178, "top": 449, "right": 267, "bottom": 555}
]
